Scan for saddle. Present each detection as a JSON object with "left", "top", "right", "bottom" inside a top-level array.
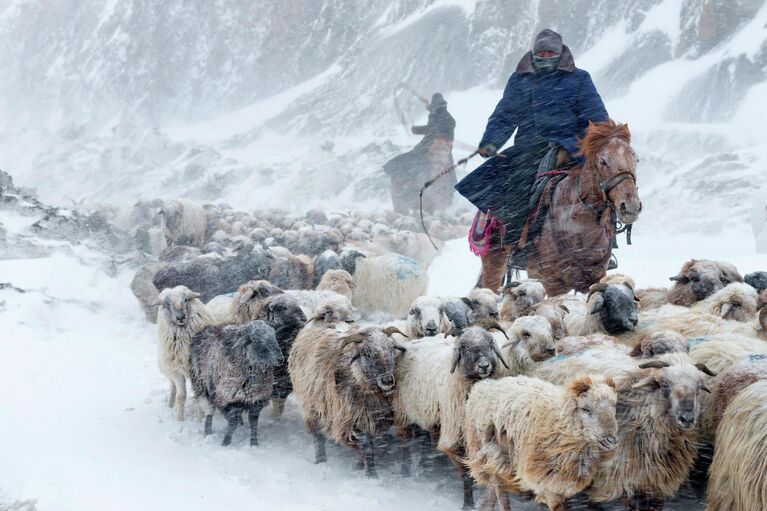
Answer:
[{"left": 517, "top": 164, "right": 575, "bottom": 252}]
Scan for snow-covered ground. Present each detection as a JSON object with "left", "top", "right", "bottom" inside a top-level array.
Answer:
[{"left": 1, "top": 226, "right": 760, "bottom": 510}]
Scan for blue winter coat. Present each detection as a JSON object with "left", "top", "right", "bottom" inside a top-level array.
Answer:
[{"left": 456, "top": 46, "right": 608, "bottom": 213}]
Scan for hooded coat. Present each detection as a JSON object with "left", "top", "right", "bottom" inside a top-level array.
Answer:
[{"left": 455, "top": 45, "right": 608, "bottom": 243}]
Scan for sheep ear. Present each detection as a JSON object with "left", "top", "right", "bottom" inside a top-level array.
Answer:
[
  {"left": 340, "top": 332, "right": 365, "bottom": 347},
  {"left": 568, "top": 375, "right": 593, "bottom": 396},
  {"left": 701, "top": 385, "right": 712, "bottom": 394},
  {"left": 632, "top": 375, "right": 659, "bottom": 391},
  {"left": 383, "top": 326, "right": 409, "bottom": 338},
  {"left": 492, "top": 343, "right": 509, "bottom": 369},
  {"left": 461, "top": 296, "right": 474, "bottom": 309},
  {"left": 669, "top": 272, "right": 687, "bottom": 283},
  {"left": 450, "top": 348, "right": 461, "bottom": 374},
  {"left": 189, "top": 292, "right": 201, "bottom": 300},
  {"left": 605, "top": 376, "right": 616, "bottom": 389},
  {"left": 559, "top": 304, "right": 570, "bottom": 314},
  {"left": 394, "top": 343, "right": 407, "bottom": 354},
  {"left": 239, "top": 287, "right": 256, "bottom": 304},
  {"left": 590, "top": 295, "right": 605, "bottom": 315},
  {"left": 695, "top": 363, "right": 717, "bottom": 377},
  {"left": 349, "top": 281, "right": 356, "bottom": 289},
  {"left": 628, "top": 344, "right": 643, "bottom": 357}
]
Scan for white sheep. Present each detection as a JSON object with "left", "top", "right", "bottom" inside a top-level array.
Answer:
[
  {"left": 499, "top": 279, "right": 545, "bottom": 321},
  {"left": 498, "top": 316, "right": 556, "bottom": 377},
  {"left": 405, "top": 295, "right": 452, "bottom": 338},
  {"left": 159, "top": 198, "right": 207, "bottom": 247},
  {"left": 206, "top": 280, "right": 283, "bottom": 325},
  {"left": 156, "top": 285, "right": 214, "bottom": 421},
  {"left": 351, "top": 253, "right": 428, "bottom": 318},
  {"left": 393, "top": 326, "right": 508, "bottom": 509},
  {"left": 130, "top": 261, "right": 167, "bottom": 323},
  {"left": 315, "top": 269, "right": 354, "bottom": 300}
]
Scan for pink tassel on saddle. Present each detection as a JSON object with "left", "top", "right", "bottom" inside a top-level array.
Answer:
[{"left": 468, "top": 211, "right": 502, "bottom": 257}]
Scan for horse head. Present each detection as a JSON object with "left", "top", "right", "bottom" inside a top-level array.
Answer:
[{"left": 580, "top": 120, "right": 642, "bottom": 225}]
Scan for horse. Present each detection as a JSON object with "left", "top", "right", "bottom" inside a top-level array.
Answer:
[{"left": 480, "top": 120, "right": 641, "bottom": 296}]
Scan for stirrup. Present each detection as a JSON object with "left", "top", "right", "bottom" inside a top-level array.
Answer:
[{"left": 608, "top": 254, "right": 618, "bottom": 271}]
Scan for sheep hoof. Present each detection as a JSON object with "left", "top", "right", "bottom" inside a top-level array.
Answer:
[
  {"left": 314, "top": 454, "right": 327, "bottom": 464},
  {"left": 365, "top": 467, "right": 378, "bottom": 479},
  {"left": 400, "top": 465, "right": 411, "bottom": 478},
  {"left": 250, "top": 438, "right": 259, "bottom": 447},
  {"left": 353, "top": 459, "right": 364, "bottom": 471},
  {"left": 222, "top": 435, "right": 232, "bottom": 447}
]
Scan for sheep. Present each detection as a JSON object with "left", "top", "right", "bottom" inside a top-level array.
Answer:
[
  {"left": 393, "top": 326, "right": 509, "bottom": 508},
  {"left": 152, "top": 257, "right": 222, "bottom": 303},
  {"left": 206, "top": 280, "right": 284, "bottom": 325},
  {"left": 688, "top": 334, "right": 767, "bottom": 442},
  {"left": 499, "top": 315, "right": 556, "bottom": 377},
  {"left": 190, "top": 321, "right": 283, "bottom": 446},
  {"left": 709, "top": 356, "right": 767, "bottom": 435},
  {"left": 499, "top": 279, "right": 545, "bottom": 321},
  {"left": 599, "top": 272, "right": 636, "bottom": 289},
  {"left": 405, "top": 295, "right": 452, "bottom": 338},
  {"left": 156, "top": 285, "right": 214, "bottom": 421},
  {"left": 288, "top": 325, "right": 407, "bottom": 477},
  {"left": 636, "top": 259, "right": 743, "bottom": 309},
  {"left": 745, "top": 270, "right": 767, "bottom": 293},
  {"left": 254, "top": 294, "right": 307, "bottom": 419},
  {"left": 692, "top": 282, "right": 759, "bottom": 322},
  {"left": 305, "top": 294, "right": 357, "bottom": 327},
  {"left": 216, "top": 244, "right": 274, "bottom": 294},
  {"left": 520, "top": 300, "right": 569, "bottom": 340},
  {"left": 542, "top": 352, "right": 714, "bottom": 508},
  {"left": 269, "top": 252, "right": 314, "bottom": 290},
  {"left": 316, "top": 269, "right": 354, "bottom": 300},
  {"left": 627, "top": 330, "right": 689, "bottom": 358},
  {"left": 442, "top": 288, "right": 499, "bottom": 331},
  {"left": 159, "top": 198, "right": 207, "bottom": 247},
  {"left": 706, "top": 380, "right": 767, "bottom": 511},
  {"left": 558, "top": 282, "right": 639, "bottom": 336},
  {"left": 351, "top": 253, "right": 428, "bottom": 318},
  {"left": 130, "top": 262, "right": 167, "bottom": 322},
  {"left": 464, "top": 374, "right": 618, "bottom": 511},
  {"left": 555, "top": 334, "right": 628, "bottom": 357},
  {"left": 312, "top": 249, "right": 343, "bottom": 288},
  {"left": 285, "top": 289, "right": 353, "bottom": 319}
]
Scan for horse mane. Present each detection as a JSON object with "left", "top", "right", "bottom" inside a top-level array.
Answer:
[{"left": 575, "top": 119, "right": 631, "bottom": 162}]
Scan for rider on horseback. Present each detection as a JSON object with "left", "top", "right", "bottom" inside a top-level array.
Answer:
[{"left": 456, "top": 29, "right": 611, "bottom": 289}]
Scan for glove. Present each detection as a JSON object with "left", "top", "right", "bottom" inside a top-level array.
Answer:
[{"left": 478, "top": 144, "right": 497, "bottom": 158}]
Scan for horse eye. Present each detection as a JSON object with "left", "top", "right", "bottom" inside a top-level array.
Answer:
[{"left": 600, "top": 158, "right": 608, "bottom": 167}]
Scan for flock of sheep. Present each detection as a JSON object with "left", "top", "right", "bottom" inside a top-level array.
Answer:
[{"left": 125, "top": 197, "right": 767, "bottom": 511}]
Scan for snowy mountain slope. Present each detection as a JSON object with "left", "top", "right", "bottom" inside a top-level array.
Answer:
[{"left": 0, "top": 0, "right": 764, "bottom": 236}]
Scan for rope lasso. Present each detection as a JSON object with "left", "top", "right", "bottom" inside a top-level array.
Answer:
[{"left": 419, "top": 149, "right": 480, "bottom": 250}]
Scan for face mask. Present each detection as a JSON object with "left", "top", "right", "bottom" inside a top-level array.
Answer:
[{"left": 533, "top": 55, "right": 561, "bottom": 73}]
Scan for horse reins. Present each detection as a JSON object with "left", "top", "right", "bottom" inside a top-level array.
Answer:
[{"left": 595, "top": 166, "right": 637, "bottom": 245}]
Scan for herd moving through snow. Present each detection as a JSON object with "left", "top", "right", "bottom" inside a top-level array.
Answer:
[{"left": 125, "top": 198, "right": 767, "bottom": 511}]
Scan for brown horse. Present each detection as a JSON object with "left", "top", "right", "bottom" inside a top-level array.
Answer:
[{"left": 481, "top": 120, "right": 641, "bottom": 295}]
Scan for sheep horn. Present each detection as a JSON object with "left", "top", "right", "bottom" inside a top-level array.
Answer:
[
  {"left": 695, "top": 363, "right": 717, "bottom": 377},
  {"left": 394, "top": 343, "right": 407, "bottom": 353},
  {"left": 587, "top": 283, "right": 609, "bottom": 301},
  {"left": 502, "top": 339, "right": 520, "bottom": 349},
  {"left": 307, "top": 314, "right": 324, "bottom": 323},
  {"left": 559, "top": 304, "right": 570, "bottom": 314},
  {"left": 450, "top": 349, "right": 461, "bottom": 374},
  {"left": 718, "top": 302, "right": 732, "bottom": 319},
  {"left": 701, "top": 385, "right": 712, "bottom": 394},
  {"left": 477, "top": 320, "right": 509, "bottom": 340},
  {"left": 638, "top": 360, "right": 671, "bottom": 369},
  {"left": 340, "top": 333, "right": 366, "bottom": 347},
  {"left": 492, "top": 343, "right": 509, "bottom": 369},
  {"left": 383, "top": 326, "right": 409, "bottom": 338}
]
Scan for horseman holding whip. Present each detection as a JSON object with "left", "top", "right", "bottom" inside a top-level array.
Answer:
[{"left": 455, "top": 29, "right": 617, "bottom": 292}]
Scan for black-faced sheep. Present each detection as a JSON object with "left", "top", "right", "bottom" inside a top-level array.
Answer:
[
  {"left": 157, "top": 285, "right": 214, "bottom": 421},
  {"left": 744, "top": 270, "right": 767, "bottom": 293},
  {"left": 152, "top": 257, "right": 222, "bottom": 303},
  {"left": 559, "top": 282, "right": 639, "bottom": 336},
  {"left": 190, "top": 320, "right": 283, "bottom": 446},
  {"left": 312, "top": 249, "right": 343, "bottom": 288},
  {"left": 442, "top": 288, "right": 499, "bottom": 331},
  {"left": 254, "top": 294, "right": 307, "bottom": 419},
  {"left": 405, "top": 296, "right": 452, "bottom": 338},
  {"left": 706, "top": 380, "right": 767, "bottom": 511},
  {"left": 288, "top": 325, "right": 407, "bottom": 477},
  {"left": 393, "top": 327, "right": 508, "bottom": 508},
  {"left": 159, "top": 198, "right": 207, "bottom": 247},
  {"left": 269, "top": 252, "right": 314, "bottom": 290},
  {"left": 499, "top": 279, "right": 545, "bottom": 322},
  {"left": 464, "top": 374, "right": 618, "bottom": 511}
]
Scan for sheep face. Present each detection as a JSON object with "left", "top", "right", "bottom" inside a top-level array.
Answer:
[
  {"left": 259, "top": 295, "right": 306, "bottom": 340},
  {"left": 632, "top": 360, "right": 713, "bottom": 430},
  {"left": 565, "top": 375, "right": 618, "bottom": 450},
  {"left": 235, "top": 280, "right": 283, "bottom": 320},
  {"left": 160, "top": 201, "right": 183, "bottom": 231},
  {"left": 343, "top": 328, "right": 406, "bottom": 395},
  {"left": 708, "top": 283, "right": 758, "bottom": 322},
  {"left": 311, "top": 297, "right": 356, "bottom": 325},
  {"left": 235, "top": 321, "right": 283, "bottom": 368},
  {"left": 450, "top": 327, "right": 505, "bottom": 380},
  {"left": 158, "top": 286, "right": 201, "bottom": 327},
  {"left": 508, "top": 316, "right": 556, "bottom": 362},
  {"left": 590, "top": 284, "right": 638, "bottom": 334},
  {"left": 525, "top": 302, "right": 568, "bottom": 340},
  {"left": 340, "top": 249, "right": 366, "bottom": 275},
  {"left": 631, "top": 331, "right": 689, "bottom": 359},
  {"left": 501, "top": 280, "right": 545, "bottom": 313},
  {"left": 407, "top": 296, "right": 450, "bottom": 337},
  {"left": 463, "top": 288, "right": 500, "bottom": 321},
  {"left": 670, "top": 260, "right": 728, "bottom": 302},
  {"left": 745, "top": 271, "right": 767, "bottom": 293}
]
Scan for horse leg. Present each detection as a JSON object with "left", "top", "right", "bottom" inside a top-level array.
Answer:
[{"left": 481, "top": 246, "right": 510, "bottom": 291}]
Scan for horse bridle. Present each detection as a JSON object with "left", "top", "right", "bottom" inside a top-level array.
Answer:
[{"left": 596, "top": 166, "right": 637, "bottom": 212}]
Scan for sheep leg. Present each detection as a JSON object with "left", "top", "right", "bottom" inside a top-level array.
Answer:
[
  {"left": 247, "top": 401, "right": 267, "bottom": 446},
  {"left": 167, "top": 380, "right": 177, "bottom": 408},
  {"left": 478, "top": 486, "right": 497, "bottom": 511},
  {"left": 172, "top": 375, "right": 186, "bottom": 421},
  {"left": 360, "top": 434, "right": 377, "bottom": 478},
  {"left": 417, "top": 428, "right": 434, "bottom": 470},
  {"left": 445, "top": 447, "right": 474, "bottom": 510},
  {"left": 222, "top": 406, "right": 241, "bottom": 446},
  {"left": 271, "top": 398, "right": 286, "bottom": 420},
  {"left": 204, "top": 415, "right": 213, "bottom": 436},
  {"left": 495, "top": 487, "right": 511, "bottom": 511},
  {"left": 313, "top": 431, "right": 327, "bottom": 464},
  {"left": 397, "top": 425, "right": 413, "bottom": 477}
]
